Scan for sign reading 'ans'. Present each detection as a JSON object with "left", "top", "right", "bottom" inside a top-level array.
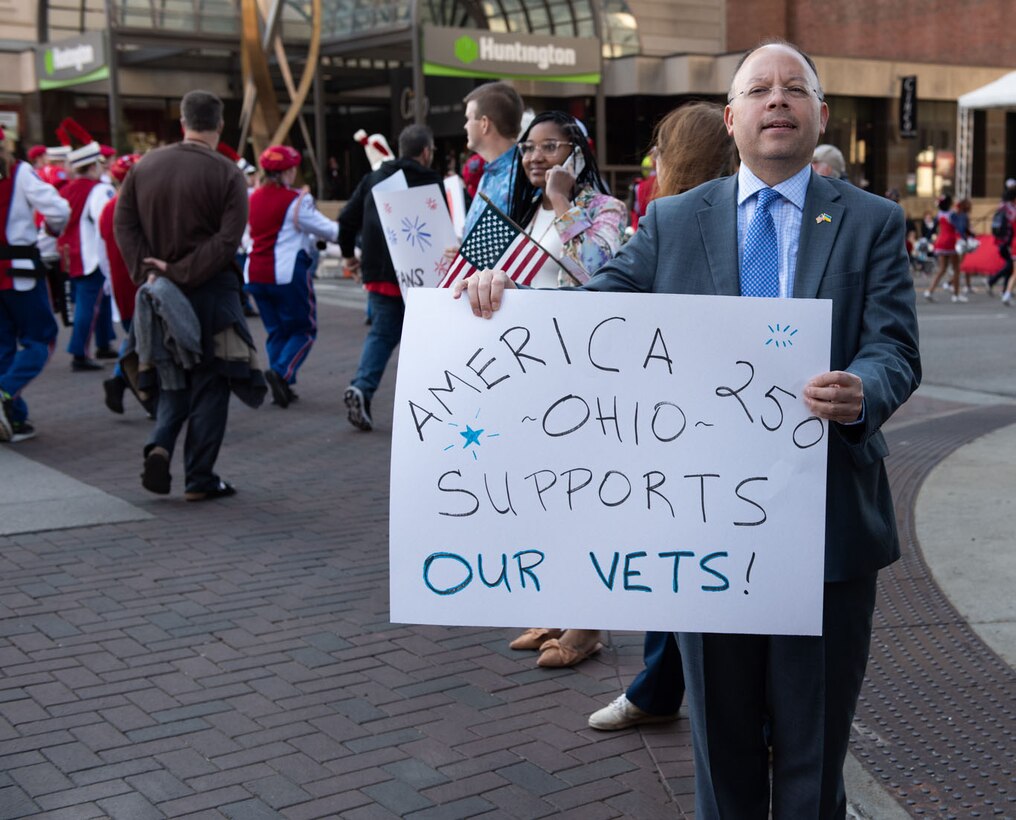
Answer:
[{"left": 423, "top": 25, "right": 600, "bottom": 84}]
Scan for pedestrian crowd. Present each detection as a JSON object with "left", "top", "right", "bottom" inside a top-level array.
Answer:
[{"left": 2, "top": 37, "right": 1010, "bottom": 819}]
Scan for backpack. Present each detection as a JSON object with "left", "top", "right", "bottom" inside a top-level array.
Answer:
[{"left": 991, "top": 207, "right": 1012, "bottom": 242}]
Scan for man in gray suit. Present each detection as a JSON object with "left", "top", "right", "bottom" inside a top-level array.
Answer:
[{"left": 456, "top": 39, "right": 920, "bottom": 820}]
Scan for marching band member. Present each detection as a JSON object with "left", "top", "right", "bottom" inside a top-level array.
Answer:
[
  {"left": 0, "top": 127, "right": 70, "bottom": 442},
  {"left": 58, "top": 141, "right": 116, "bottom": 370},
  {"left": 245, "top": 145, "right": 337, "bottom": 407}
]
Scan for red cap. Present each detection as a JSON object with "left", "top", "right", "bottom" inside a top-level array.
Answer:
[
  {"left": 28, "top": 145, "right": 47, "bottom": 161},
  {"left": 259, "top": 145, "right": 301, "bottom": 172},
  {"left": 99, "top": 144, "right": 117, "bottom": 158},
  {"left": 110, "top": 153, "right": 141, "bottom": 182}
]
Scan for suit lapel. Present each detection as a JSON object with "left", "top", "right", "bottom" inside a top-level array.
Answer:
[
  {"left": 698, "top": 175, "right": 740, "bottom": 296},
  {"left": 794, "top": 174, "right": 845, "bottom": 299}
]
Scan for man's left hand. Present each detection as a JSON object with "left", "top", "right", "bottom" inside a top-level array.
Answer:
[
  {"left": 143, "top": 257, "right": 168, "bottom": 273},
  {"left": 803, "top": 371, "right": 864, "bottom": 423}
]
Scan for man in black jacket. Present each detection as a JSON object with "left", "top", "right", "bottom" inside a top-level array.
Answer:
[{"left": 339, "top": 124, "right": 440, "bottom": 431}]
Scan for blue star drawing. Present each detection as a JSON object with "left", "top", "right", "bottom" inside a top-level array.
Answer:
[
  {"left": 401, "top": 216, "right": 433, "bottom": 250},
  {"left": 386, "top": 228, "right": 398, "bottom": 246},
  {"left": 764, "top": 323, "right": 799, "bottom": 348},
  {"left": 460, "top": 425, "right": 484, "bottom": 448},
  {"left": 442, "top": 408, "right": 500, "bottom": 461}
]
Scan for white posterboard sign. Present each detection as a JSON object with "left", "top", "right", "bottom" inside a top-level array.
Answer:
[
  {"left": 372, "top": 168, "right": 407, "bottom": 196},
  {"left": 375, "top": 184, "right": 459, "bottom": 295},
  {"left": 390, "top": 290, "right": 832, "bottom": 636},
  {"left": 443, "top": 175, "right": 467, "bottom": 239}
]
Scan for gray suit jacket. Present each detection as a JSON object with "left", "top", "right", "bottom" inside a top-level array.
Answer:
[{"left": 583, "top": 172, "right": 921, "bottom": 582}]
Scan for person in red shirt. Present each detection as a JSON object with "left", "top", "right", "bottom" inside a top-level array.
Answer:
[{"left": 97, "top": 154, "right": 151, "bottom": 415}]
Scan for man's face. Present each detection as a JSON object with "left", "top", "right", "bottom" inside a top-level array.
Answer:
[
  {"left": 724, "top": 45, "right": 828, "bottom": 183},
  {"left": 464, "top": 101, "right": 485, "bottom": 153}
]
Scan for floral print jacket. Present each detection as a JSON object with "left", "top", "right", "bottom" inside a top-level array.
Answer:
[{"left": 550, "top": 185, "right": 628, "bottom": 286}]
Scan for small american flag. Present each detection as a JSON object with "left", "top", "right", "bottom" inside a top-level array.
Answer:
[{"left": 439, "top": 204, "right": 549, "bottom": 288}]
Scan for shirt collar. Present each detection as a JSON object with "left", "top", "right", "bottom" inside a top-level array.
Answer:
[
  {"left": 486, "top": 146, "right": 515, "bottom": 172},
  {"left": 737, "top": 163, "right": 811, "bottom": 210}
]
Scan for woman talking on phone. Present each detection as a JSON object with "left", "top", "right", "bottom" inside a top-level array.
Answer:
[
  {"left": 504, "top": 111, "right": 626, "bottom": 668},
  {"left": 506, "top": 111, "right": 626, "bottom": 289}
]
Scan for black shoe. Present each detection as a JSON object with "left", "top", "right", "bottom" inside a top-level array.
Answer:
[
  {"left": 141, "top": 447, "right": 171, "bottom": 495},
  {"left": 0, "top": 390, "right": 13, "bottom": 442},
  {"left": 10, "top": 421, "right": 36, "bottom": 442},
  {"left": 103, "top": 376, "right": 127, "bottom": 414},
  {"left": 94, "top": 347, "right": 118, "bottom": 360},
  {"left": 72, "top": 356, "right": 103, "bottom": 371},
  {"left": 184, "top": 481, "right": 236, "bottom": 502},
  {"left": 264, "top": 369, "right": 290, "bottom": 408},
  {"left": 343, "top": 385, "right": 373, "bottom": 431}
]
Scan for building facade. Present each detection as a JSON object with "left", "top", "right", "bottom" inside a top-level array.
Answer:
[{"left": 1, "top": 0, "right": 1012, "bottom": 205}]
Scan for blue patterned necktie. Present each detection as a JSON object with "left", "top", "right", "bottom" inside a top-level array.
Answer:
[{"left": 740, "top": 187, "right": 781, "bottom": 298}]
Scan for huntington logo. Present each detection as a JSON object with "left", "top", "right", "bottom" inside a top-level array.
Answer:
[
  {"left": 454, "top": 36, "right": 479, "bottom": 65},
  {"left": 453, "top": 34, "right": 577, "bottom": 71},
  {"left": 44, "top": 43, "right": 96, "bottom": 75}
]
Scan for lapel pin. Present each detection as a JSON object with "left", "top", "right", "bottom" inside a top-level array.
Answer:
[{"left": 815, "top": 212, "right": 832, "bottom": 224}]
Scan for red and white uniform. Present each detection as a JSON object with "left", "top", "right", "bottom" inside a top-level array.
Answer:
[
  {"left": 57, "top": 178, "right": 115, "bottom": 278},
  {"left": 98, "top": 194, "right": 137, "bottom": 322},
  {"left": 932, "top": 210, "right": 958, "bottom": 254},
  {"left": 245, "top": 185, "right": 337, "bottom": 285},
  {"left": 0, "top": 162, "right": 70, "bottom": 292}
]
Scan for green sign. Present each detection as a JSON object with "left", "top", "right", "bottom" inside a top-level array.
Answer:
[
  {"left": 424, "top": 26, "right": 600, "bottom": 84},
  {"left": 37, "top": 32, "right": 109, "bottom": 91}
]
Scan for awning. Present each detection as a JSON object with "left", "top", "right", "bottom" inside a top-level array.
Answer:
[{"left": 958, "top": 70, "right": 1016, "bottom": 110}]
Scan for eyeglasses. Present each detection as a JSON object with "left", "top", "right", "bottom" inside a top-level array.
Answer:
[
  {"left": 728, "top": 84, "right": 823, "bottom": 103},
  {"left": 518, "top": 140, "right": 573, "bottom": 156}
]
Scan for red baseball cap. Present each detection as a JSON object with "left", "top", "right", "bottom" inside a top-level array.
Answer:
[
  {"left": 259, "top": 145, "right": 301, "bottom": 172},
  {"left": 28, "top": 145, "right": 47, "bottom": 161}
]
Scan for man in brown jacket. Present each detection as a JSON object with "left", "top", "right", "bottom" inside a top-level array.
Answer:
[{"left": 115, "top": 89, "right": 265, "bottom": 501}]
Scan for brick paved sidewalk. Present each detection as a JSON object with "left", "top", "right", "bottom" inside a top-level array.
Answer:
[
  {"left": 0, "top": 294, "right": 691, "bottom": 819},
  {"left": 4, "top": 286, "right": 1011, "bottom": 819}
]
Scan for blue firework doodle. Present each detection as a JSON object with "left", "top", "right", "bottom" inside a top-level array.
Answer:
[
  {"left": 764, "top": 323, "right": 799, "bottom": 348},
  {"left": 442, "top": 408, "right": 501, "bottom": 461},
  {"left": 386, "top": 227, "right": 398, "bottom": 246},
  {"left": 401, "top": 216, "right": 433, "bottom": 250}
]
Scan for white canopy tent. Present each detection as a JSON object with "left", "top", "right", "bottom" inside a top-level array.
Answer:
[{"left": 956, "top": 71, "right": 1016, "bottom": 199}]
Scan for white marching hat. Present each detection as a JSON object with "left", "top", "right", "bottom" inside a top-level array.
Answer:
[
  {"left": 68, "top": 141, "right": 102, "bottom": 170},
  {"left": 46, "top": 145, "right": 72, "bottom": 160}
]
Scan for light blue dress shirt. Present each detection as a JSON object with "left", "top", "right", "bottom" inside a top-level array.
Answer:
[{"left": 736, "top": 164, "right": 811, "bottom": 298}]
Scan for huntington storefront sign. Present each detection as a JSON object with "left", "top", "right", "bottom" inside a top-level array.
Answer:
[
  {"left": 36, "top": 32, "right": 109, "bottom": 90},
  {"left": 423, "top": 25, "right": 600, "bottom": 84}
]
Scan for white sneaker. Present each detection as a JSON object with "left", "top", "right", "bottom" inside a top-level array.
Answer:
[
  {"left": 922, "top": 291, "right": 934, "bottom": 302},
  {"left": 951, "top": 294, "right": 968, "bottom": 303},
  {"left": 1003, "top": 292, "right": 1012, "bottom": 306},
  {"left": 587, "top": 694, "right": 677, "bottom": 731}
]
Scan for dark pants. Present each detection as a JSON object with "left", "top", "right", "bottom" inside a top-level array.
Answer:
[
  {"left": 247, "top": 252, "right": 317, "bottom": 385},
  {"left": 145, "top": 362, "right": 230, "bottom": 494},
  {"left": 988, "top": 243, "right": 1012, "bottom": 289},
  {"left": 626, "top": 632, "right": 685, "bottom": 715},
  {"left": 0, "top": 279, "right": 58, "bottom": 423},
  {"left": 679, "top": 574, "right": 878, "bottom": 820},
  {"left": 351, "top": 291, "right": 404, "bottom": 402},
  {"left": 67, "top": 270, "right": 114, "bottom": 357}
]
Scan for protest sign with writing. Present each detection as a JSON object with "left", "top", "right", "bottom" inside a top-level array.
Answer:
[
  {"left": 390, "top": 289, "right": 832, "bottom": 636},
  {"left": 375, "top": 183, "right": 458, "bottom": 295}
]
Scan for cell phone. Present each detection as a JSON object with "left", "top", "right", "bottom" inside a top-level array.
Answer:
[{"left": 563, "top": 146, "right": 585, "bottom": 178}]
